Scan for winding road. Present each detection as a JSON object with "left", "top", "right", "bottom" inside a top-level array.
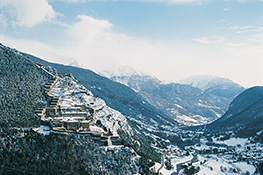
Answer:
[{"left": 157, "top": 152, "right": 166, "bottom": 174}]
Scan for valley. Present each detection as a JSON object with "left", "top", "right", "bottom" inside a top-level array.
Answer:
[{"left": 154, "top": 129, "right": 263, "bottom": 174}]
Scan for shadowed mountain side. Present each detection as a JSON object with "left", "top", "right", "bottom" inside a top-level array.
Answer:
[
  {"left": 0, "top": 44, "right": 50, "bottom": 127},
  {"left": 111, "top": 74, "right": 231, "bottom": 125},
  {"left": 208, "top": 86, "right": 263, "bottom": 135}
]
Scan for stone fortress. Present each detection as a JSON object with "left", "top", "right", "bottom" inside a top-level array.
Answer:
[{"left": 34, "top": 63, "right": 120, "bottom": 146}]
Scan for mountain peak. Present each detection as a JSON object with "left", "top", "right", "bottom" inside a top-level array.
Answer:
[
  {"left": 68, "top": 60, "right": 84, "bottom": 68},
  {"left": 100, "top": 65, "right": 143, "bottom": 78},
  {"left": 179, "top": 74, "right": 235, "bottom": 90},
  {"left": 179, "top": 74, "right": 245, "bottom": 99}
]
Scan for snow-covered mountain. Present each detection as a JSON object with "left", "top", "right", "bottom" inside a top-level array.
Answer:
[
  {"left": 109, "top": 74, "right": 230, "bottom": 126},
  {"left": 179, "top": 74, "right": 245, "bottom": 99},
  {"left": 101, "top": 65, "right": 143, "bottom": 80},
  {"left": 50, "top": 75, "right": 133, "bottom": 136},
  {"left": 0, "top": 44, "right": 159, "bottom": 174},
  {"left": 23, "top": 52, "right": 180, "bottom": 147},
  {"left": 208, "top": 86, "right": 263, "bottom": 136},
  {"left": 68, "top": 60, "right": 84, "bottom": 68}
]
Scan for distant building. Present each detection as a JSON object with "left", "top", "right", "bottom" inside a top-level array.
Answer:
[
  {"left": 59, "top": 106, "right": 91, "bottom": 119},
  {"left": 37, "top": 73, "right": 122, "bottom": 146},
  {"left": 44, "top": 77, "right": 58, "bottom": 94},
  {"left": 63, "top": 120, "right": 79, "bottom": 130},
  {"left": 80, "top": 120, "right": 90, "bottom": 129},
  {"left": 46, "top": 107, "right": 57, "bottom": 117},
  {"left": 35, "top": 108, "right": 46, "bottom": 120}
]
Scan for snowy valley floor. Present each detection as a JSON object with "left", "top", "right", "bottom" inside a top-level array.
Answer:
[{"left": 152, "top": 130, "right": 262, "bottom": 175}]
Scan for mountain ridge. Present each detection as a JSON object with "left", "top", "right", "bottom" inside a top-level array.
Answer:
[
  {"left": 0, "top": 43, "right": 163, "bottom": 174},
  {"left": 22, "top": 52, "right": 181, "bottom": 147},
  {"left": 179, "top": 74, "right": 245, "bottom": 99},
  {"left": 109, "top": 74, "right": 231, "bottom": 126},
  {"left": 208, "top": 86, "right": 263, "bottom": 135}
]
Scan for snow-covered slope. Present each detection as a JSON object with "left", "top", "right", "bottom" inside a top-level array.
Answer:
[
  {"left": 23, "top": 52, "right": 180, "bottom": 148},
  {"left": 179, "top": 74, "right": 245, "bottom": 99},
  {"left": 50, "top": 75, "right": 132, "bottom": 136},
  {"left": 0, "top": 43, "right": 151, "bottom": 174}
]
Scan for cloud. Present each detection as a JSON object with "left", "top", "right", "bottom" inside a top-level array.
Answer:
[
  {"left": 60, "top": 15, "right": 134, "bottom": 70},
  {"left": 0, "top": 0, "right": 56, "bottom": 28},
  {"left": 0, "top": 14, "right": 7, "bottom": 28},
  {"left": 142, "top": 0, "right": 205, "bottom": 4},
  {"left": 223, "top": 7, "right": 232, "bottom": 11},
  {"left": 48, "top": 0, "right": 86, "bottom": 2},
  {"left": 238, "top": 0, "right": 263, "bottom": 3},
  {"left": 230, "top": 25, "right": 263, "bottom": 34},
  {"left": 67, "top": 15, "right": 115, "bottom": 42},
  {"left": 193, "top": 36, "right": 225, "bottom": 44},
  {"left": 1, "top": 15, "right": 262, "bottom": 87}
]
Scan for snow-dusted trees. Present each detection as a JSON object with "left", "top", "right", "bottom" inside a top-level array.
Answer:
[
  {"left": 0, "top": 129, "right": 139, "bottom": 175},
  {"left": 0, "top": 44, "right": 50, "bottom": 127}
]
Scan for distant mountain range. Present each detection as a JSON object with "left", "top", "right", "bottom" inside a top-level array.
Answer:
[
  {"left": 21, "top": 49, "right": 256, "bottom": 139},
  {"left": 179, "top": 74, "right": 245, "bottom": 99},
  {"left": 107, "top": 71, "right": 244, "bottom": 126},
  {"left": 208, "top": 86, "right": 263, "bottom": 136}
]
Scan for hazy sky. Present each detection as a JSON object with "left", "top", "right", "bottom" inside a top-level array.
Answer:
[{"left": 0, "top": 0, "right": 263, "bottom": 87}]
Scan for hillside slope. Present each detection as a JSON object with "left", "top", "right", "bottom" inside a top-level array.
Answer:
[
  {"left": 0, "top": 43, "right": 50, "bottom": 127},
  {"left": 208, "top": 86, "right": 263, "bottom": 135},
  {"left": 0, "top": 44, "right": 159, "bottom": 174},
  {"left": 23, "top": 52, "right": 180, "bottom": 146}
]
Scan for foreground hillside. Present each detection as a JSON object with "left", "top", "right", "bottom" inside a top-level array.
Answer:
[
  {"left": 0, "top": 44, "right": 50, "bottom": 127},
  {"left": 0, "top": 44, "right": 158, "bottom": 174},
  {"left": 23, "top": 52, "right": 180, "bottom": 146},
  {"left": 0, "top": 129, "right": 141, "bottom": 175}
]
